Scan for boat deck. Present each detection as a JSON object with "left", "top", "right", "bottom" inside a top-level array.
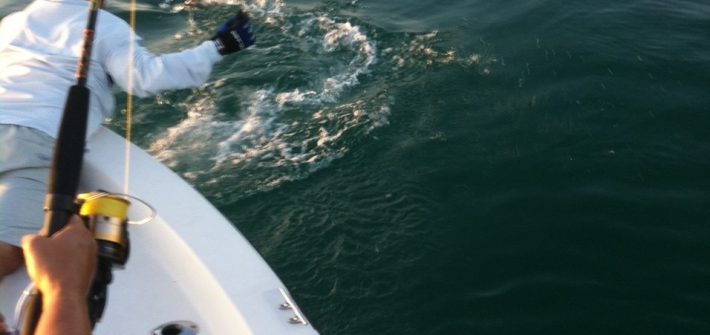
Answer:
[{"left": 0, "top": 128, "right": 317, "bottom": 334}]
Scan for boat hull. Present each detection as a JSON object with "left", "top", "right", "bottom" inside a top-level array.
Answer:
[{"left": 0, "top": 127, "right": 317, "bottom": 335}]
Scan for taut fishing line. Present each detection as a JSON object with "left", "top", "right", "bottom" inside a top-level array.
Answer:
[
  {"left": 120, "top": 0, "right": 157, "bottom": 225},
  {"left": 123, "top": 0, "right": 137, "bottom": 196}
]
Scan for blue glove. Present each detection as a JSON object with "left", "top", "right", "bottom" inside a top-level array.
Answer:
[{"left": 212, "top": 9, "right": 255, "bottom": 55}]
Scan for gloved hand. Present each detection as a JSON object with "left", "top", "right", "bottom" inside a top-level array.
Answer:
[{"left": 212, "top": 9, "right": 255, "bottom": 55}]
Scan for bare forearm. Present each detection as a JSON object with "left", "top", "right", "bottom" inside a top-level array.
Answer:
[{"left": 37, "top": 292, "right": 91, "bottom": 335}]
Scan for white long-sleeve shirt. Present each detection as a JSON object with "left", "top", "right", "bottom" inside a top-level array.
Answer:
[{"left": 0, "top": 0, "right": 223, "bottom": 138}]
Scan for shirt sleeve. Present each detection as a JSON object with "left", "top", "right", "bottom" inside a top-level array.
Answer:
[
  {"left": 0, "top": 12, "right": 21, "bottom": 50},
  {"left": 99, "top": 21, "right": 223, "bottom": 98}
]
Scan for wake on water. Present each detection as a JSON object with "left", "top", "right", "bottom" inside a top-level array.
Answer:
[{"left": 121, "top": 0, "right": 488, "bottom": 202}]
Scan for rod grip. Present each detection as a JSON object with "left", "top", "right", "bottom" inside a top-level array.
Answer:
[{"left": 44, "top": 85, "right": 89, "bottom": 235}]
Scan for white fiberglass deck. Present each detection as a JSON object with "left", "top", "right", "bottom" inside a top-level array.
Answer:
[{"left": 0, "top": 128, "right": 318, "bottom": 335}]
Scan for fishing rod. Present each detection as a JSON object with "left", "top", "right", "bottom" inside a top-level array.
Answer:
[{"left": 18, "top": 0, "right": 132, "bottom": 333}]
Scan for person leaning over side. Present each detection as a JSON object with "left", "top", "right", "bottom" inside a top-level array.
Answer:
[{"left": 0, "top": 0, "right": 255, "bottom": 282}]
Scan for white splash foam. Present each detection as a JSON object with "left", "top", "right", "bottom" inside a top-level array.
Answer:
[
  {"left": 317, "top": 17, "right": 377, "bottom": 102},
  {"left": 214, "top": 88, "right": 282, "bottom": 164},
  {"left": 148, "top": 8, "right": 390, "bottom": 196},
  {"left": 247, "top": 0, "right": 286, "bottom": 23},
  {"left": 150, "top": 100, "right": 210, "bottom": 160},
  {"left": 275, "top": 89, "right": 319, "bottom": 107},
  {"left": 389, "top": 30, "right": 489, "bottom": 71}
]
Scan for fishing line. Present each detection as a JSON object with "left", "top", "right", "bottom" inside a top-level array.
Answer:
[{"left": 123, "top": 0, "right": 137, "bottom": 195}]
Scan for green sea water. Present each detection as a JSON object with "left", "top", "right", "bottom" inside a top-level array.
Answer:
[{"left": 2, "top": 0, "right": 710, "bottom": 334}]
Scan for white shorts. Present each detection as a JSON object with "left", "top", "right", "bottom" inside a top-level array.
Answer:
[{"left": 0, "top": 124, "right": 54, "bottom": 246}]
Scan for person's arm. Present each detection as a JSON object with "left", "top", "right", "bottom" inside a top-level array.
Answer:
[
  {"left": 37, "top": 292, "right": 92, "bottom": 335},
  {"left": 103, "top": 36, "right": 223, "bottom": 97},
  {"left": 22, "top": 216, "right": 97, "bottom": 335},
  {"left": 101, "top": 10, "right": 255, "bottom": 98}
]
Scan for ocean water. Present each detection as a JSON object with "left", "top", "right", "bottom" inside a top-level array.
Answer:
[{"left": 2, "top": 0, "right": 710, "bottom": 334}]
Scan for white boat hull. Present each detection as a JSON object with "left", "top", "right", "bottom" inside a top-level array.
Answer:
[{"left": 0, "top": 127, "right": 318, "bottom": 334}]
